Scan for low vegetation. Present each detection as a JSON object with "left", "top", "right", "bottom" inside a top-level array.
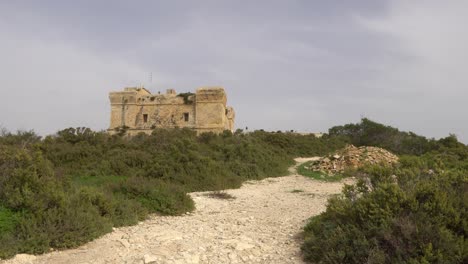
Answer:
[
  {"left": 0, "top": 127, "right": 342, "bottom": 258},
  {"left": 1, "top": 119, "right": 466, "bottom": 262},
  {"left": 290, "top": 189, "right": 304, "bottom": 193},
  {"left": 297, "top": 162, "right": 345, "bottom": 182},
  {"left": 176, "top": 92, "right": 195, "bottom": 104},
  {"left": 302, "top": 119, "right": 468, "bottom": 263},
  {"left": 205, "top": 190, "right": 236, "bottom": 200}
]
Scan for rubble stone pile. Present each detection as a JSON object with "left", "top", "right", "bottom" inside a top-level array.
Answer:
[{"left": 306, "top": 145, "right": 399, "bottom": 175}]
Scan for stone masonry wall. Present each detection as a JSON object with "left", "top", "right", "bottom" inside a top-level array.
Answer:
[{"left": 108, "top": 87, "right": 235, "bottom": 135}]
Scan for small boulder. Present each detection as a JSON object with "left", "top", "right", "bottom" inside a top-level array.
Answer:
[{"left": 143, "top": 254, "right": 158, "bottom": 264}]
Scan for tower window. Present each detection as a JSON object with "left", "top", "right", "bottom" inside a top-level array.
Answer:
[
  {"left": 183, "top": 113, "right": 189, "bottom": 122},
  {"left": 143, "top": 114, "right": 148, "bottom": 123}
]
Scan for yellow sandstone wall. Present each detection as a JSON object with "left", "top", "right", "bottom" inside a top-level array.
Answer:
[{"left": 108, "top": 87, "right": 235, "bottom": 135}]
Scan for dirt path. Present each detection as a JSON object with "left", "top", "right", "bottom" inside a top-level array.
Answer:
[{"left": 3, "top": 158, "right": 353, "bottom": 264}]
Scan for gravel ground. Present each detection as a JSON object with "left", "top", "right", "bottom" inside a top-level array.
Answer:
[{"left": 3, "top": 158, "right": 354, "bottom": 264}]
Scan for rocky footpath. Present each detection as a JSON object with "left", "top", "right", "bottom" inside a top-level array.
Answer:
[
  {"left": 2, "top": 158, "right": 353, "bottom": 264},
  {"left": 305, "top": 145, "right": 399, "bottom": 175}
]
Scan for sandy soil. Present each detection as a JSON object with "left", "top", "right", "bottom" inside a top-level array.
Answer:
[{"left": 3, "top": 158, "right": 353, "bottom": 264}]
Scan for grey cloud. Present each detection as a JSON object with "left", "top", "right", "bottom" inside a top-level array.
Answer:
[{"left": 0, "top": 0, "right": 466, "bottom": 142}]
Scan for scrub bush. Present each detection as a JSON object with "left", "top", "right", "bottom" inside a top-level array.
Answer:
[{"left": 0, "top": 127, "right": 343, "bottom": 258}]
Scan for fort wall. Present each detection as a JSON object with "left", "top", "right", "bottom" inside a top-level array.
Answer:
[{"left": 108, "top": 87, "right": 235, "bottom": 135}]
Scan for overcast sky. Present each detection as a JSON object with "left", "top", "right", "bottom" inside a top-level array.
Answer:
[{"left": 0, "top": 0, "right": 466, "bottom": 142}]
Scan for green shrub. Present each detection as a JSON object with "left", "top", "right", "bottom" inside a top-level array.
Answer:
[
  {"left": 297, "top": 161, "right": 345, "bottom": 182},
  {"left": 176, "top": 92, "right": 195, "bottom": 104},
  {"left": 302, "top": 119, "right": 468, "bottom": 263},
  {"left": 302, "top": 158, "right": 468, "bottom": 263},
  {"left": 114, "top": 177, "right": 194, "bottom": 215},
  {"left": 5, "top": 126, "right": 341, "bottom": 258},
  {"left": 0, "top": 207, "right": 18, "bottom": 235}
]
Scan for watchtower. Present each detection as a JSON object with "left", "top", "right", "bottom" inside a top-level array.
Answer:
[{"left": 108, "top": 86, "right": 235, "bottom": 135}]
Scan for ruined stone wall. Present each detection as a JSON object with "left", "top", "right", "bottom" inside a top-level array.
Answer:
[{"left": 108, "top": 87, "right": 235, "bottom": 135}]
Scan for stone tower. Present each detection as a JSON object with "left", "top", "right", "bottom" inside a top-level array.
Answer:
[{"left": 108, "top": 87, "right": 235, "bottom": 135}]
